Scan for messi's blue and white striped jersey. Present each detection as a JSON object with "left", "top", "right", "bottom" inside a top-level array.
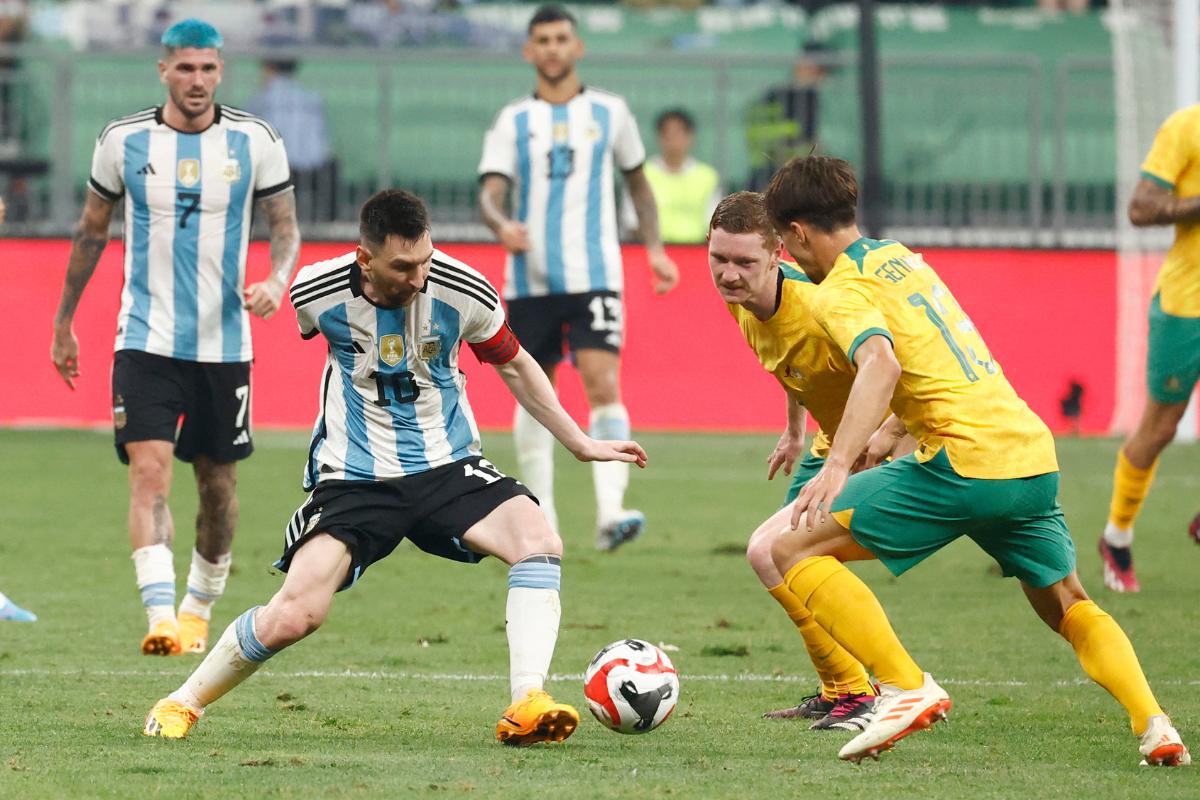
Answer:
[
  {"left": 478, "top": 87, "right": 645, "bottom": 300},
  {"left": 290, "top": 249, "right": 506, "bottom": 489},
  {"left": 89, "top": 105, "right": 292, "bottom": 363}
]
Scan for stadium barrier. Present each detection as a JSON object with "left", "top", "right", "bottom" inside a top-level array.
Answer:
[
  {"left": 1, "top": 40, "right": 1114, "bottom": 246},
  {"left": 7, "top": 239, "right": 1123, "bottom": 435}
]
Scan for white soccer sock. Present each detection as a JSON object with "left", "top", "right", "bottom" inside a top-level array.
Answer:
[
  {"left": 178, "top": 549, "right": 232, "bottom": 621},
  {"left": 590, "top": 403, "right": 631, "bottom": 525},
  {"left": 170, "top": 606, "right": 276, "bottom": 710},
  {"left": 514, "top": 405, "right": 558, "bottom": 531},
  {"left": 132, "top": 544, "right": 176, "bottom": 627},
  {"left": 506, "top": 555, "right": 562, "bottom": 703},
  {"left": 1104, "top": 521, "right": 1134, "bottom": 548}
]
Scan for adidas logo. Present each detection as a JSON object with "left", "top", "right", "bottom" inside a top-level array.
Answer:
[
  {"left": 232, "top": 430, "right": 250, "bottom": 446},
  {"left": 136, "top": 163, "right": 156, "bottom": 176}
]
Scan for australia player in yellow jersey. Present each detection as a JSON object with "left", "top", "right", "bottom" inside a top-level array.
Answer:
[
  {"left": 1100, "top": 105, "right": 1200, "bottom": 593},
  {"left": 757, "top": 156, "right": 1189, "bottom": 766},
  {"left": 709, "top": 191, "right": 882, "bottom": 730}
]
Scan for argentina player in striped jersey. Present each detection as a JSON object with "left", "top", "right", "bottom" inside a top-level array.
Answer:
[
  {"left": 50, "top": 20, "right": 301, "bottom": 659},
  {"left": 144, "top": 189, "right": 647, "bottom": 746},
  {"left": 479, "top": 5, "right": 679, "bottom": 551}
]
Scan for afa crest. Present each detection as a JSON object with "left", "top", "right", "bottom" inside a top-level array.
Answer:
[
  {"left": 221, "top": 158, "right": 242, "bottom": 184},
  {"left": 419, "top": 335, "right": 442, "bottom": 361},
  {"left": 379, "top": 335, "right": 404, "bottom": 366},
  {"left": 177, "top": 159, "right": 200, "bottom": 187},
  {"left": 113, "top": 394, "right": 127, "bottom": 430}
]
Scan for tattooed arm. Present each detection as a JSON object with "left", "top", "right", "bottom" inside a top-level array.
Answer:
[
  {"left": 244, "top": 189, "right": 301, "bottom": 319},
  {"left": 51, "top": 191, "right": 116, "bottom": 389}
]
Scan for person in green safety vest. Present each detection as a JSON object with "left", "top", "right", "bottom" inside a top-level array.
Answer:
[
  {"left": 623, "top": 109, "right": 722, "bottom": 245},
  {"left": 745, "top": 45, "right": 830, "bottom": 192}
]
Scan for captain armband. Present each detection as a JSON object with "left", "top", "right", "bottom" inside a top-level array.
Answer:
[{"left": 468, "top": 323, "right": 520, "bottom": 365}]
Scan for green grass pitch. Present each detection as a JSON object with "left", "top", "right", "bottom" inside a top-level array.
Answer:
[{"left": 1, "top": 429, "right": 1198, "bottom": 798}]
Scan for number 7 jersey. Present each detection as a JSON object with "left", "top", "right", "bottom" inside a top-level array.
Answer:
[
  {"left": 88, "top": 105, "right": 292, "bottom": 363},
  {"left": 810, "top": 237, "right": 1057, "bottom": 479},
  {"left": 289, "top": 249, "right": 506, "bottom": 490}
]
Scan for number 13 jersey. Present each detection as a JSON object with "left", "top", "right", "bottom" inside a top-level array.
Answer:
[
  {"left": 810, "top": 237, "right": 1057, "bottom": 479},
  {"left": 88, "top": 105, "right": 292, "bottom": 363},
  {"left": 289, "top": 249, "right": 507, "bottom": 490}
]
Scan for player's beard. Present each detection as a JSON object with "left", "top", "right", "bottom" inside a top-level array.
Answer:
[
  {"left": 536, "top": 61, "right": 574, "bottom": 86},
  {"left": 170, "top": 87, "right": 215, "bottom": 120}
]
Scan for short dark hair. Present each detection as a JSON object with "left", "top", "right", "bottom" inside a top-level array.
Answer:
[
  {"left": 763, "top": 156, "right": 858, "bottom": 233},
  {"left": 263, "top": 58, "right": 297, "bottom": 75},
  {"left": 528, "top": 4, "right": 576, "bottom": 34},
  {"left": 709, "top": 191, "right": 779, "bottom": 252},
  {"left": 655, "top": 108, "right": 695, "bottom": 133},
  {"left": 359, "top": 189, "right": 429, "bottom": 246}
]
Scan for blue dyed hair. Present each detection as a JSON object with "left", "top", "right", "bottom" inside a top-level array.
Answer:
[{"left": 161, "top": 19, "right": 224, "bottom": 51}]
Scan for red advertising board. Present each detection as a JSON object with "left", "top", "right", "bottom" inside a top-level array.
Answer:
[{"left": 2, "top": 240, "right": 1116, "bottom": 434}]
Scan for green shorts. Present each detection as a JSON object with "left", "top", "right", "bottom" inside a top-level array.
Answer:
[
  {"left": 829, "top": 450, "right": 1075, "bottom": 589},
  {"left": 1147, "top": 293, "right": 1200, "bottom": 404},
  {"left": 783, "top": 452, "right": 826, "bottom": 506}
]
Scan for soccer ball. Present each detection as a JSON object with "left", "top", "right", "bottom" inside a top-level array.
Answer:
[{"left": 583, "top": 639, "right": 679, "bottom": 734}]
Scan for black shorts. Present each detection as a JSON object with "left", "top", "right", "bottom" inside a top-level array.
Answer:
[
  {"left": 111, "top": 349, "right": 253, "bottom": 465},
  {"left": 275, "top": 456, "right": 536, "bottom": 590},
  {"left": 506, "top": 290, "right": 623, "bottom": 367}
]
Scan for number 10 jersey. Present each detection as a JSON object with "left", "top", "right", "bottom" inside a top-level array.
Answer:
[
  {"left": 88, "top": 105, "right": 292, "bottom": 363},
  {"left": 290, "top": 249, "right": 507, "bottom": 490}
]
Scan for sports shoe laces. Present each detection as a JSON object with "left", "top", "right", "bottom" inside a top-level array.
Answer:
[{"left": 830, "top": 694, "right": 868, "bottom": 718}]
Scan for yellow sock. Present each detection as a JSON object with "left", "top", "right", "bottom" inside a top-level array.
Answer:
[
  {"left": 1107, "top": 449, "right": 1158, "bottom": 532},
  {"left": 1059, "top": 600, "right": 1163, "bottom": 734},
  {"left": 767, "top": 583, "right": 875, "bottom": 700},
  {"left": 783, "top": 556, "right": 923, "bottom": 691}
]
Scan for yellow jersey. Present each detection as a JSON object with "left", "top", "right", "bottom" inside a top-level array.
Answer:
[
  {"left": 810, "top": 238, "right": 1058, "bottom": 479},
  {"left": 727, "top": 264, "right": 856, "bottom": 459},
  {"left": 1141, "top": 104, "right": 1200, "bottom": 317}
]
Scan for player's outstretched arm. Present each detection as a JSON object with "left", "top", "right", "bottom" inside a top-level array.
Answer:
[
  {"left": 767, "top": 388, "right": 807, "bottom": 481},
  {"left": 623, "top": 166, "right": 679, "bottom": 295},
  {"left": 244, "top": 190, "right": 301, "bottom": 320},
  {"left": 493, "top": 347, "right": 647, "bottom": 467},
  {"left": 51, "top": 191, "right": 116, "bottom": 390},
  {"left": 790, "top": 336, "right": 900, "bottom": 531},
  {"left": 479, "top": 174, "right": 529, "bottom": 254},
  {"left": 1128, "top": 177, "right": 1200, "bottom": 227}
]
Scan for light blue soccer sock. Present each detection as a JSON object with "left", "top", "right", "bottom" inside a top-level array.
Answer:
[
  {"left": 171, "top": 606, "right": 277, "bottom": 710},
  {"left": 590, "top": 404, "right": 632, "bottom": 523},
  {"left": 506, "top": 555, "right": 563, "bottom": 702},
  {"left": 132, "top": 544, "right": 176, "bottom": 627}
]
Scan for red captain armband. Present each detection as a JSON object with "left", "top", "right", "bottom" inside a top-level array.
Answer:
[{"left": 469, "top": 323, "right": 520, "bottom": 365}]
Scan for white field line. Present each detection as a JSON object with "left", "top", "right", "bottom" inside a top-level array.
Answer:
[{"left": 2, "top": 667, "right": 1199, "bottom": 688}]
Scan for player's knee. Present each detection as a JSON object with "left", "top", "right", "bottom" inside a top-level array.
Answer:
[
  {"left": 196, "top": 464, "right": 237, "bottom": 507},
  {"left": 1138, "top": 403, "right": 1187, "bottom": 451},
  {"left": 264, "top": 596, "right": 328, "bottom": 646},
  {"left": 128, "top": 456, "right": 170, "bottom": 496},
  {"left": 514, "top": 525, "right": 563, "bottom": 560},
  {"left": 746, "top": 530, "right": 780, "bottom": 585}
]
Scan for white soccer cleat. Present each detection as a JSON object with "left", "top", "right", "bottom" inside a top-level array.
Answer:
[
  {"left": 1139, "top": 715, "right": 1191, "bottom": 766},
  {"left": 837, "top": 672, "right": 951, "bottom": 763}
]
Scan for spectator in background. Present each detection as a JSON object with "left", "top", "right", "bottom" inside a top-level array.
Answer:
[
  {"left": 1038, "top": 0, "right": 1089, "bottom": 13},
  {"left": 246, "top": 59, "right": 337, "bottom": 221},
  {"left": 745, "top": 43, "right": 829, "bottom": 191},
  {"left": 635, "top": 109, "right": 722, "bottom": 245},
  {"left": 0, "top": 0, "right": 29, "bottom": 152}
]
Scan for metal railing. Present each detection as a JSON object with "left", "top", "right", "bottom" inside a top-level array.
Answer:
[{"left": 0, "top": 46, "right": 1118, "bottom": 246}]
